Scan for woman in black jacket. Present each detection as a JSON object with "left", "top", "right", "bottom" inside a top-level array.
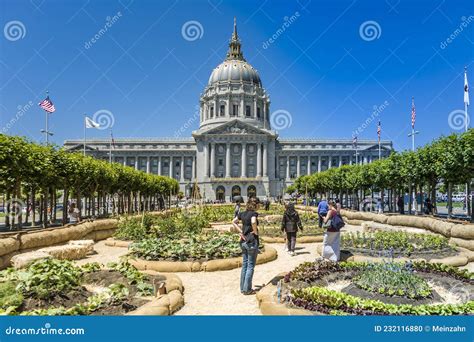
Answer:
[{"left": 281, "top": 203, "right": 303, "bottom": 256}]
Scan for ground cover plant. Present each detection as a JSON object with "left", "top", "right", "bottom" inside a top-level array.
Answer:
[
  {"left": 114, "top": 209, "right": 208, "bottom": 241},
  {"left": 341, "top": 231, "right": 456, "bottom": 258},
  {"left": 283, "top": 260, "right": 473, "bottom": 316},
  {"left": 0, "top": 259, "right": 159, "bottom": 315},
  {"left": 131, "top": 231, "right": 243, "bottom": 261}
]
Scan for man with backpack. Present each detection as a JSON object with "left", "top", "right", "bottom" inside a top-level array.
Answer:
[
  {"left": 321, "top": 200, "right": 345, "bottom": 261},
  {"left": 317, "top": 197, "right": 329, "bottom": 228}
]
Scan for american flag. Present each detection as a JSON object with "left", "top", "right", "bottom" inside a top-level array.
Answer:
[
  {"left": 465, "top": 68, "right": 470, "bottom": 106},
  {"left": 38, "top": 96, "right": 55, "bottom": 113},
  {"left": 411, "top": 97, "right": 416, "bottom": 128},
  {"left": 377, "top": 121, "right": 381, "bottom": 141},
  {"left": 110, "top": 130, "right": 116, "bottom": 148},
  {"left": 352, "top": 135, "right": 358, "bottom": 148}
]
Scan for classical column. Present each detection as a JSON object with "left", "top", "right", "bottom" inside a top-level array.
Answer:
[
  {"left": 192, "top": 155, "right": 196, "bottom": 179},
  {"left": 363, "top": 155, "right": 368, "bottom": 164},
  {"left": 263, "top": 102, "right": 268, "bottom": 129},
  {"left": 318, "top": 156, "right": 321, "bottom": 173},
  {"left": 256, "top": 143, "right": 262, "bottom": 177},
  {"left": 168, "top": 157, "right": 172, "bottom": 178},
  {"left": 157, "top": 156, "right": 161, "bottom": 175},
  {"left": 146, "top": 157, "right": 150, "bottom": 174},
  {"left": 225, "top": 143, "right": 231, "bottom": 178},
  {"left": 307, "top": 156, "right": 311, "bottom": 175},
  {"left": 241, "top": 143, "right": 247, "bottom": 178},
  {"left": 297, "top": 155, "right": 301, "bottom": 177},
  {"left": 328, "top": 155, "right": 332, "bottom": 169},
  {"left": 338, "top": 156, "right": 342, "bottom": 167},
  {"left": 180, "top": 156, "right": 185, "bottom": 182},
  {"left": 210, "top": 143, "right": 216, "bottom": 178},
  {"left": 253, "top": 99, "right": 257, "bottom": 119},
  {"left": 240, "top": 96, "right": 244, "bottom": 117},
  {"left": 134, "top": 157, "right": 138, "bottom": 170},
  {"left": 349, "top": 156, "right": 353, "bottom": 165},
  {"left": 204, "top": 144, "right": 209, "bottom": 177},
  {"left": 286, "top": 156, "right": 290, "bottom": 180},
  {"left": 263, "top": 143, "right": 268, "bottom": 177}
]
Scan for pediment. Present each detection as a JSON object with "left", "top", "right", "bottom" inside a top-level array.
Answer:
[{"left": 195, "top": 119, "right": 275, "bottom": 137}]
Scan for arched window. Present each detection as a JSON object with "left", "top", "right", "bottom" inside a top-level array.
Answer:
[
  {"left": 216, "top": 186, "right": 225, "bottom": 201},
  {"left": 247, "top": 185, "right": 256, "bottom": 199},
  {"left": 232, "top": 185, "right": 241, "bottom": 198}
]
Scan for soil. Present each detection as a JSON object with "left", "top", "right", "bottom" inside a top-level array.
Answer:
[{"left": 21, "top": 270, "right": 160, "bottom": 315}]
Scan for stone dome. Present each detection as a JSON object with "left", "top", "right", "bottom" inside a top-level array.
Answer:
[{"left": 208, "top": 60, "right": 262, "bottom": 87}]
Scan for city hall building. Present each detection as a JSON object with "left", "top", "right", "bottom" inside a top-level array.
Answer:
[{"left": 64, "top": 20, "right": 393, "bottom": 201}]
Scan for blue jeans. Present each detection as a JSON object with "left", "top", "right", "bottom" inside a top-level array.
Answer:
[{"left": 240, "top": 240, "right": 258, "bottom": 293}]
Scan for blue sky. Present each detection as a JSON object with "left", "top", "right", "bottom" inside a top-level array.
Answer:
[{"left": 0, "top": 0, "right": 472, "bottom": 151}]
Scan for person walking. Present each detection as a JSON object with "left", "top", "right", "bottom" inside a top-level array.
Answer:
[
  {"left": 281, "top": 202, "right": 303, "bottom": 256},
  {"left": 232, "top": 198, "right": 259, "bottom": 295},
  {"left": 321, "top": 200, "right": 344, "bottom": 261},
  {"left": 317, "top": 197, "right": 329, "bottom": 228},
  {"left": 397, "top": 196, "right": 404, "bottom": 214},
  {"left": 68, "top": 203, "right": 81, "bottom": 223},
  {"left": 335, "top": 198, "right": 342, "bottom": 213}
]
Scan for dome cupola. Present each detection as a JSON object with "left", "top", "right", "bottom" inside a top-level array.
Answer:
[{"left": 198, "top": 18, "right": 271, "bottom": 130}]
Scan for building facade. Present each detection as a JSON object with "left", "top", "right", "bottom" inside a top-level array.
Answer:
[{"left": 64, "top": 20, "right": 393, "bottom": 201}]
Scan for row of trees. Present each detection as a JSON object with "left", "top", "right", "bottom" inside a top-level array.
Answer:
[
  {"left": 0, "top": 135, "right": 180, "bottom": 229},
  {"left": 290, "top": 129, "right": 474, "bottom": 219}
]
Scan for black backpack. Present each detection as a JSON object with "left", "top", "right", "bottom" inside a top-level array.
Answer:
[{"left": 331, "top": 213, "right": 345, "bottom": 230}]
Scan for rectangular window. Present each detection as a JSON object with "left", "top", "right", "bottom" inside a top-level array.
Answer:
[
  {"left": 210, "top": 107, "right": 214, "bottom": 118},
  {"left": 220, "top": 105, "right": 225, "bottom": 116},
  {"left": 233, "top": 104, "right": 239, "bottom": 116},
  {"left": 246, "top": 105, "right": 251, "bottom": 117},
  {"left": 257, "top": 107, "right": 261, "bottom": 118}
]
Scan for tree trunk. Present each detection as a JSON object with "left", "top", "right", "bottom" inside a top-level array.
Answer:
[
  {"left": 62, "top": 188, "right": 69, "bottom": 225},
  {"left": 447, "top": 182, "right": 453, "bottom": 218}
]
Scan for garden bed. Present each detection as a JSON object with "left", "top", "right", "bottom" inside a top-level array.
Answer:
[
  {"left": 258, "top": 260, "right": 474, "bottom": 315},
  {"left": 0, "top": 258, "right": 184, "bottom": 316},
  {"left": 129, "top": 245, "right": 278, "bottom": 272}
]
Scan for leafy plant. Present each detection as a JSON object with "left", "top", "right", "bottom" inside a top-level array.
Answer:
[
  {"left": 290, "top": 286, "right": 474, "bottom": 316},
  {"left": 131, "top": 231, "right": 242, "bottom": 261},
  {"left": 353, "top": 262, "right": 432, "bottom": 299},
  {"left": 107, "top": 259, "right": 153, "bottom": 296},
  {"left": 0, "top": 282, "right": 23, "bottom": 310},
  {"left": 16, "top": 259, "right": 83, "bottom": 299}
]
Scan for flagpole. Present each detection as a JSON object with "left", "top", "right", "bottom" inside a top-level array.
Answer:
[
  {"left": 109, "top": 129, "right": 113, "bottom": 164},
  {"left": 83, "top": 114, "right": 86, "bottom": 156}
]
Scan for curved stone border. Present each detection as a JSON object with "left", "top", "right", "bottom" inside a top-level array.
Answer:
[
  {"left": 0, "top": 209, "right": 178, "bottom": 270},
  {"left": 127, "top": 272, "right": 184, "bottom": 315},
  {"left": 129, "top": 246, "right": 278, "bottom": 273},
  {"left": 256, "top": 274, "right": 315, "bottom": 316},
  {"left": 104, "top": 238, "right": 132, "bottom": 248},
  {"left": 315, "top": 243, "right": 470, "bottom": 267},
  {"left": 261, "top": 235, "right": 323, "bottom": 243}
]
